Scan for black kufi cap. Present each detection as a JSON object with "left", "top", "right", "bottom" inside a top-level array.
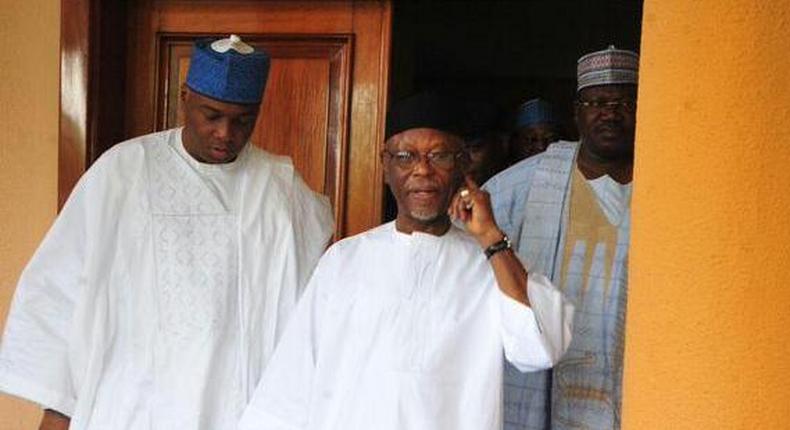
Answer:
[{"left": 385, "top": 92, "right": 464, "bottom": 141}]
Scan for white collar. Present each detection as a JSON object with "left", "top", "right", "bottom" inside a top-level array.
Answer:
[{"left": 586, "top": 174, "right": 632, "bottom": 226}]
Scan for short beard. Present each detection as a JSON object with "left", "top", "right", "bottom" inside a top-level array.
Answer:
[{"left": 409, "top": 208, "right": 442, "bottom": 222}]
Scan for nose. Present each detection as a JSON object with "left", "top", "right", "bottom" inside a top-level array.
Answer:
[
  {"left": 213, "top": 118, "right": 232, "bottom": 142},
  {"left": 600, "top": 101, "right": 626, "bottom": 116},
  {"left": 598, "top": 106, "right": 622, "bottom": 121},
  {"left": 411, "top": 154, "right": 436, "bottom": 176}
]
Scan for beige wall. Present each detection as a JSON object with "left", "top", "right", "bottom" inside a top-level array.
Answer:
[
  {"left": 0, "top": 1, "right": 60, "bottom": 427},
  {"left": 624, "top": 0, "right": 790, "bottom": 428}
]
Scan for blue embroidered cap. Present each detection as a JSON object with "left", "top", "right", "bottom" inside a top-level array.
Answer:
[
  {"left": 185, "top": 35, "right": 270, "bottom": 104},
  {"left": 515, "top": 98, "right": 555, "bottom": 128}
]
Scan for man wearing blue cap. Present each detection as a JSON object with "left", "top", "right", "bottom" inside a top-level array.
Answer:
[
  {"left": 510, "top": 98, "right": 560, "bottom": 161},
  {"left": 0, "top": 35, "right": 333, "bottom": 429},
  {"left": 486, "top": 46, "right": 638, "bottom": 429}
]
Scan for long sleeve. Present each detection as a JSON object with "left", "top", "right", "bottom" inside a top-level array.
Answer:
[
  {"left": 238, "top": 253, "right": 330, "bottom": 430},
  {"left": 499, "top": 272, "right": 574, "bottom": 373},
  {"left": 271, "top": 166, "right": 333, "bottom": 347},
  {"left": 0, "top": 165, "right": 98, "bottom": 415},
  {"left": 288, "top": 170, "right": 333, "bottom": 297}
]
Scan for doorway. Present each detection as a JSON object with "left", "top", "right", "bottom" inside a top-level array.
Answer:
[{"left": 384, "top": 0, "right": 644, "bottom": 220}]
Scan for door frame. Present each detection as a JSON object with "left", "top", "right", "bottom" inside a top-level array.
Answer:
[{"left": 60, "top": 0, "right": 128, "bottom": 209}]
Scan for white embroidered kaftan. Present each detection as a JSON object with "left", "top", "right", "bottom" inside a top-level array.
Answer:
[{"left": 0, "top": 128, "right": 333, "bottom": 429}]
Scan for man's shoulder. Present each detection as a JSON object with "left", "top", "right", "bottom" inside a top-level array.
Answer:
[
  {"left": 327, "top": 223, "right": 392, "bottom": 254},
  {"left": 93, "top": 129, "right": 175, "bottom": 167},
  {"left": 485, "top": 140, "right": 578, "bottom": 196},
  {"left": 483, "top": 153, "right": 541, "bottom": 199},
  {"left": 240, "top": 146, "right": 329, "bottom": 216},
  {"left": 244, "top": 145, "right": 295, "bottom": 175},
  {"left": 321, "top": 224, "right": 396, "bottom": 264}
]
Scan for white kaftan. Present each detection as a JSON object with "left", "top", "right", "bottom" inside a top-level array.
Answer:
[
  {"left": 0, "top": 128, "right": 333, "bottom": 429},
  {"left": 238, "top": 222, "right": 573, "bottom": 430}
]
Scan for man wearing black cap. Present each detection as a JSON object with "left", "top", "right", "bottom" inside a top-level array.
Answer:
[
  {"left": 0, "top": 35, "right": 333, "bottom": 429},
  {"left": 238, "top": 92, "right": 573, "bottom": 430}
]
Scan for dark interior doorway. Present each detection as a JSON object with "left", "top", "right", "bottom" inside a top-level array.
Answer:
[
  {"left": 384, "top": 0, "right": 643, "bottom": 221},
  {"left": 390, "top": 0, "right": 643, "bottom": 139}
]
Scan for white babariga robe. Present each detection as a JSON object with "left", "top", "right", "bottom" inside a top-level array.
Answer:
[
  {"left": 0, "top": 128, "right": 333, "bottom": 429},
  {"left": 485, "top": 141, "right": 631, "bottom": 430},
  {"left": 238, "top": 222, "right": 574, "bottom": 430}
]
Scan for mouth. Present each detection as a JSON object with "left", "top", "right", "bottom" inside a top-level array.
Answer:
[
  {"left": 409, "top": 189, "right": 438, "bottom": 198},
  {"left": 595, "top": 126, "right": 625, "bottom": 140},
  {"left": 597, "top": 124, "right": 621, "bottom": 132},
  {"left": 406, "top": 186, "right": 442, "bottom": 203},
  {"left": 209, "top": 145, "right": 231, "bottom": 161}
]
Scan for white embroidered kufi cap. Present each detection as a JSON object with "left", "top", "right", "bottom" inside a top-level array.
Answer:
[{"left": 577, "top": 45, "right": 639, "bottom": 91}]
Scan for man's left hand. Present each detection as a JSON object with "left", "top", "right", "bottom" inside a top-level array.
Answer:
[{"left": 449, "top": 176, "right": 505, "bottom": 248}]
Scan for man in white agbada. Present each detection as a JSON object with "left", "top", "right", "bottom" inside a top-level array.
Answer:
[
  {"left": 238, "top": 92, "right": 574, "bottom": 430},
  {"left": 0, "top": 35, "right": 333, "bottom": 429},
  {"left": 485, "top": 46, "right": 638, "bottom": 429}
]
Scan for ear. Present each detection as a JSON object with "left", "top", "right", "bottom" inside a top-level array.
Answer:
[
  {"left": 380, "top": 147, "right": 389, "bottom": 185},
  {"left": 381, "top": 136, "right": 397, "bottom": 185},
  {"left": 180, "top": 84, "right": 189, "bottom": 105}
]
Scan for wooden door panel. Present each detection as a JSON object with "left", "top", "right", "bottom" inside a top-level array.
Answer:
[{"left": 256, "top": 57, "right": 330, "bottom": 195}]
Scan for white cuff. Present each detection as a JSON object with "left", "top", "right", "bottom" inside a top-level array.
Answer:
[{"left": 499, "top": 272, "right": 574, "bottom": 372}]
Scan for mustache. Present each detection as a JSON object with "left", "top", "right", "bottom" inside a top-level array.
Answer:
[
  {"left": 595, "top": 121, "right": 625, "bottom": 133},
  {"left": 405, "top": 180, "right": 441, "bottom": 192}
]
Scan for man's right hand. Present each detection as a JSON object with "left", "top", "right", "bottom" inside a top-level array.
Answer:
[{"left": 39, "top": 409, "right": 70, "bottom": 430}]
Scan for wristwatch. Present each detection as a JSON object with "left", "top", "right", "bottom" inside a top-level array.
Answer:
[{"left": 484, "top": 235, "right": 512, "bottom": 259}]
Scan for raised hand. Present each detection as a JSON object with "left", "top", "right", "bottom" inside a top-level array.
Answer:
[{"left": 448, "top": 175, "right": 505, "bottom": 248}]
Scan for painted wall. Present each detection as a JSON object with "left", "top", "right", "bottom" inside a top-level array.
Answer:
[
  {"left": 0, "top": 1, "right": 60, "bottom": 428},
  {"left": 624, "top": 1, "right": 790, "bottom": 428}
]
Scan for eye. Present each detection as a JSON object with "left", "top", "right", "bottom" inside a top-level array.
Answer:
[
  {"left": 235, "top": 115, "right": 256, "bottom": 126},
  {"left": 394, "top": 151, "right": 416, "bottom": 163},
  {"left": 429, "top": 152, "right": 454, "bottom": 162}
]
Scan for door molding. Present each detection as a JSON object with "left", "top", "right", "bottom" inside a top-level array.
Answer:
[{"left": 59, "top": 0, "right": 128, "bottom": 209}]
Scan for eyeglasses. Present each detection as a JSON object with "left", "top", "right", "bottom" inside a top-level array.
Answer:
[
  {"left": 383, "top": 149, "right": 465, "bottom": 170},
  {"left": 577, "top": 99, "right": 637, "bottom": 113}
]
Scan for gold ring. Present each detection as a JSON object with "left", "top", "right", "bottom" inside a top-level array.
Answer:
[{"left": 459, "top": 189, "right": 470, "bottom": 198}]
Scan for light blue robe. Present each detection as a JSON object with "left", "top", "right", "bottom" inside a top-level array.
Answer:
[{"left": 485, "top": 141, "right": 631, "bottom": 430}]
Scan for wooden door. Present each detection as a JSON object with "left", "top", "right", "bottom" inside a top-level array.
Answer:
[{"left": 60, "top": 0, "right": 392, "bottom": 238}]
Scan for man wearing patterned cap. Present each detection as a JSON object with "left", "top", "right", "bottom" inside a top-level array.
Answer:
[
  {"left": 485, "top": 46, "right": 638, "bottom": 429},
  {"left": 0, "top": 35, "right": 333, "bottom": 429},
  {"left": 509, "top": 98, "right": 560, "bottom": 162},
  {"left": 238, "top": 91, "right": 573, "bottom": 430}
]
